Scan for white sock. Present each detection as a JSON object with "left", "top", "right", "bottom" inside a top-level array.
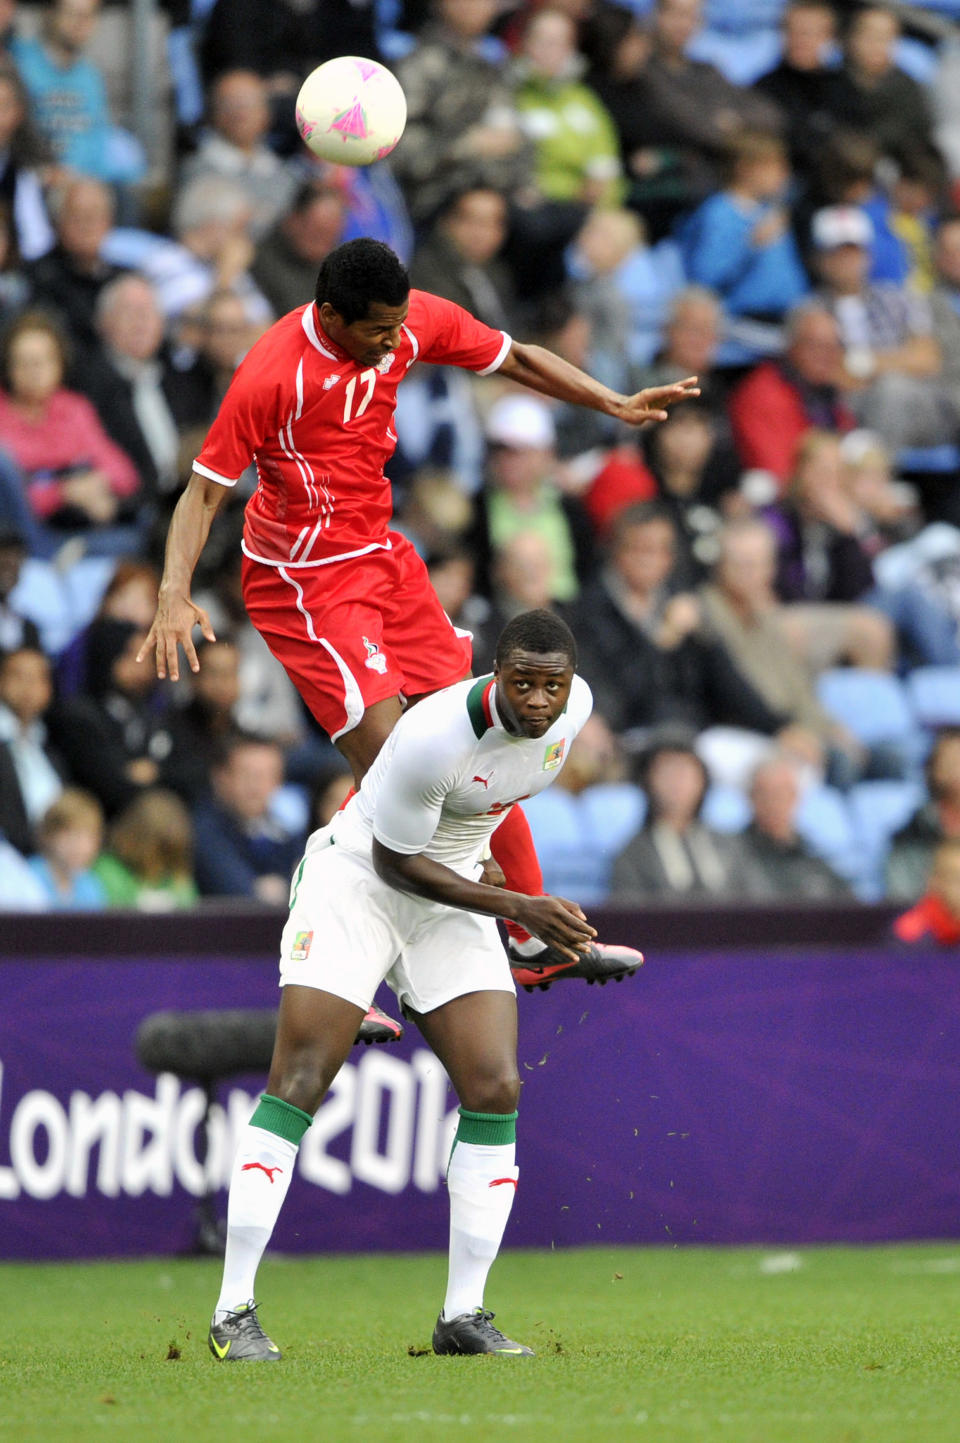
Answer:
[
  {"left": 214, "top": 1124, "right": 299, "bottom": 1321},
  {"left": 442, "top": 1140, "right": 519, "bottom": 1321},
  {"left": 509, "top": 936, "right": 547, "bottom": 958}
]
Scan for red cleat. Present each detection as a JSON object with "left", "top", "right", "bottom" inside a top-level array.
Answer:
[{"left": 508, "top": 940, "right": 644, "bottom": 993}]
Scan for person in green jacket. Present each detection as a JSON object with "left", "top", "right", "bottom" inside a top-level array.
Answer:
[{"left": 514, "top": 7, "right": 625, "bottom": 207}]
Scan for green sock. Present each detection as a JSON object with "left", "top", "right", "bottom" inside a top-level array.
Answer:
[{"left": 249, "top": 1093, "right": 313, "bottom": 1145}]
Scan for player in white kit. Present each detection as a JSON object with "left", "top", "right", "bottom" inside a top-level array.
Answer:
[{"left": 208, "top": 610, "right": 640, "bottom": 1361}]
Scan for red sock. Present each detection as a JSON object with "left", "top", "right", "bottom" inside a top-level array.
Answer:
[{"left": 490, "top": 804, "right": 544, "bottom": 945}]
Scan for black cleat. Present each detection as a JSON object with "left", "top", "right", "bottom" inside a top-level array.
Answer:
[
  {"left": 357, "top": 1003, "right": 403, "bottom": 1045},
  {"left": 433, "top": 1308, "right": 534, "bottom": 1356},
  {"left": 509, "top": 940, "right": 644, "bottom": 992},
  {"left": 208, "top": 1301, "right": 281, "bottom": 1362}
]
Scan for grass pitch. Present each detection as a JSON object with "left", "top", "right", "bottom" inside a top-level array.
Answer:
[{"left": 5, "top": 1243, "right": 959, "bottom": 1443}]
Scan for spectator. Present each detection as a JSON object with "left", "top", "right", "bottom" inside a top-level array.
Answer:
[
  {"left": 609, "top": 738, "right": 748, "bottom": 901},
  {"left": 886, "top": 728, "right": 960, "bottom": 901},
  {"left": 568, "top": 501, "right": 787, "bottom": 739},
  {"left": 728, "top": 300, "right": 854, "bottom": 486},
  {"left": 892, "top": 837, "right": 960, "bottom": 946},
  {"left": 699, "top": 515, "right": 891, "bottom": 789},
  {"left": 0, "top": 830, "right": 46, "bottom": 907},
  {"left": 27, "top": 786, "right": 105, "bottom": 908},
  {"left": 641, "top": 0, "right": 783, "bottom": 205},
  {"left": 755, "top": 1, "right": 839, "bottom": 178},
  {"left": 164, "top": 635, "right": 242, "bottom": 802},
  {"left": 0, "top": 309, "right": 140, "bottom": 546},
  {"left": 128, "top": 175, "right": 271, "bottom": 326},
  {"left": 11, "top": 0, "right": 144, "bottom": 184},
  {"left": 180, "top": 69, "right": 298, "bottom": 242},
  {"left": 56, "top": 555, "right": 159, "bottom": 697},
  {"left": 47, "top": 617, "right": 177, "bottom": 818},
  {"left": 169, "top": 289, "right": 260, "bottom": 465},
  {"left": 769, "top": 429, "right": 958, "bottom": 670},
  {"left": 409, "top": 186, "right": 516, "bottom": 333},
  {"left": 637, "top": 284, "right": 725, "bottom": 415},
  {"left": 676, "top": 131, "right": 808, "bottom": 347},
  {"left": 93, "top": 788, "right": 198, "bottom": 909},
  {"left": 470, "top": 529, "right": 560, "bottom": 672},
  {"left": 643, "top": 402, "right": 742, "bottom": 584},
  {"left": 0, "top": 526, "right": 40, "bottom": 654},
  {"left": 0, "top": 197, "right": 30, "bottom": 323},
  {"left": 251, "top": 183, "right": 347, "bottom": 320},
  {"left": 199, "top": 0, "right": 380, "bottom": 98},
  {"left": 0, "top": 61, "right": 53, "bottom": 260},
  {"left": 76, "top": 274, "right": 193, "bottom": 505},
  {"left": 811, "top": 204, "right": 957, "bottom": 450},
  {"left": 470, "top": 393, "right": 596, "bottom": 602},
  {"left": 192, "top": 732, "right": 302, "bottom": 903},
  {"left": 567, "top": 203, "right": 683, "bottom": 373},
  {"left": 25, "top": 176, "right": 122, "bottom": 351},
  {"left": 0, "top": 642, "right": 62, "bottom": 852},
  {"left": 583, "top": 4, "right": 689, "bottom": 237},
  {"left": 739, "top": 751, "right": 852, "bottom": 900},
  {"left": 394, "top": 0, "right": 532, "bottom": 228},
  {"left": 513, "top": 7, "right": 624, "bottom": 207},
  {"left": 929, "top": 213, "right": 960, "bottom": 419},
  {"left": 823, "top": 6, "right": 935, "bottom": 166}
]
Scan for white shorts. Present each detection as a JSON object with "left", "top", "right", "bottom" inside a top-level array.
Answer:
[{"left": 277, "top": 828, "right": 515, "bottom": 1016}]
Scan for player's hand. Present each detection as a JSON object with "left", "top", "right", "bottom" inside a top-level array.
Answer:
[
  {"left": 137, "top": 590, "right": 216, "bottom": 681},
  {"left": 479, "top": 856, "right": 507, "bottom": 888},
  {"left": 512, "top": 895, "right": 597, "bottom": 963},
  {"left": 615, "top": 377, "right": 700, "bottom": 427}
]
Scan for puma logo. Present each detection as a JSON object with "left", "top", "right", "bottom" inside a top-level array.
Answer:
[
  {"left": 473, "top": 774, "right": 492, "bottom": 789},
  {"left": 488, "top": 1177, "right": 518, "bottom": 1190},
  {"left": 242, "top": 1162, "right": 283, "bottom": 1183}
]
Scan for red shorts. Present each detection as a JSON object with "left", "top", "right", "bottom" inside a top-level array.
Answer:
[{"left": 242, "top": 532, "right": 473, "bottom": 740}]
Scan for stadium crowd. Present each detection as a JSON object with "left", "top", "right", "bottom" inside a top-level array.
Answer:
[{"left": 2, "top": 0, "right": 960, "bottom": 938}]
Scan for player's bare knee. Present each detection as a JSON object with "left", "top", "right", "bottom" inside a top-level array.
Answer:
[
  {"left": 460, "top": 1065, "right": 521, "bottom": 1115},
  {"left": 267, "top": 1048, "right": 334, "bottom": 1115}
]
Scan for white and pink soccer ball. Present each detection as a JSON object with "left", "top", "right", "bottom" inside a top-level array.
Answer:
[{"left": 295, "top": 56, "right": 407, "bottom": 167}]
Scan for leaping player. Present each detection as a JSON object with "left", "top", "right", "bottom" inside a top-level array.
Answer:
[{"left": 139, "top": 239, "right": 697, "bottom": 1000}]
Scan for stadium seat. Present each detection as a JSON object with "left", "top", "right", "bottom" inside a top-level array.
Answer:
[
  {"left": 847, "top": 779, "right": 925, "bottom": 900},
  {"left": 795, "top": 785, "right": 865, "bottom": 890},
  {"left": 701, "top": 784, "right": 751, "bottom": 834},
  {"left": 522, "top": 784, "right": 645, "bottom": 904},
  {"left": 905, "top": 666, "right": 960, "bottom": 730},
  {"left": 816, "top": 669, "right": 916, "bottom": 747}
]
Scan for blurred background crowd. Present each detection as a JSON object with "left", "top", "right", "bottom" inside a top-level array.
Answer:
[{"left": 2, "top": 0, "right": 960, "bottom": 941}]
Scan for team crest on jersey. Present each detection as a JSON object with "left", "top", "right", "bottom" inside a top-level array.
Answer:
[
  {"left": 322, "top": 374, "right": 341, "bottom": 390},
  {"left": 377, "top": 352, "right": 396, "bottom": 374},
  {"left": 542, "top": 739, "right": 565, "bottom": 770},
  {"left": 291, "top": 930, "right": 313, "bottom": 961},
  {"left": 362, "top": 636, "right": 388, "bottom": 674}
]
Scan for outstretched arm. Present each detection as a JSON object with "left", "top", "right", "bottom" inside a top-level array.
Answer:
[
  {"left": 136, "top": 470, "right": 229, "bottom": 680},
  {"left": 372, "top": 838, "right": 596, "bottom": 962},
  {"left": 498, "top": 341, "right": 699, "bottom": 426}
]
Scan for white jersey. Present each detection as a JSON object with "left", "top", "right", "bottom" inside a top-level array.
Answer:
[{"left": 330, "top": 672, "right": 593, "bottom": 875}]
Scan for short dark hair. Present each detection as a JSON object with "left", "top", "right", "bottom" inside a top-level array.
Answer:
[
  {"left": 315, "top": 238, "right": 409, "bottom": 323},
  {"left": 495, "top": 608, "right": 577, "bottom": 669}
]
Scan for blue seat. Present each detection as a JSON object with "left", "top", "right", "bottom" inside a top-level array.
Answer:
[
  {"left": 701, "top": 785, "right": 751, "bottom": 833},
  {"left": 522, "top": 784, "right": 645, "bottom": 904},
  {"left": 846, "top": 780, "right": 925, "bottom": 900},
  {"left": 795, "top": 785, "right": 864, "bottom": 887},
  {"left": 905, "top": 666, "right": 960, "bottom": 730},
  {"left": 816, "top": 668, "right": 916, "bottom": 746}
]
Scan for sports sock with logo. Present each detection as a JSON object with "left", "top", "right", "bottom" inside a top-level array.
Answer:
[
  {"left": 490, "top": 805, "right": 546, "bottom": 948},
  {"left": 213, "top": 1094, "right": 312, "bottom": 1321},
  {"left": 442, "top": 1108, "right": 519, "bottom": 1321}
]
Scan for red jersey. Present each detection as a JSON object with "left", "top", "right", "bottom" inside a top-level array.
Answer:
[{"left": 194, "top": 290, "right": 511, "bottom": 568}]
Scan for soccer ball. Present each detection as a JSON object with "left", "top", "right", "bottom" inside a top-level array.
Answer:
[{"left": 295, "top": 56, "right": 407, "bottom": 167}]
